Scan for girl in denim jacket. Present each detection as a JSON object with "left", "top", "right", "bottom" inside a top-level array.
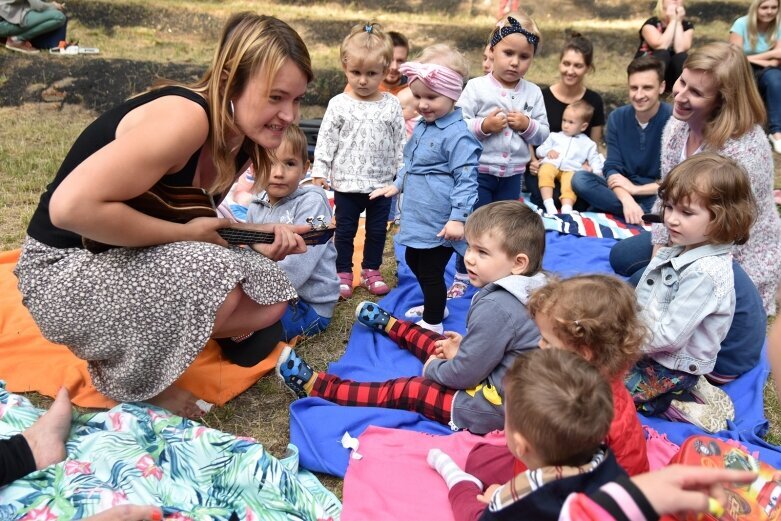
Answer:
[{"left": 625, "top": 153, "right": 757, "bottom": 430}]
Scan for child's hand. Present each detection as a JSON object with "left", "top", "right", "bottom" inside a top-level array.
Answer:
[
  {"left": 607, "top": 173, "right": 636, "bottom": 194},
  {"left": 481, "top": 108, "right": 508, "bottom": 134},
  {"left": 477, "top": 484, "right": 501, "bottom": 504},
  {"left": 437, "top": 220, "right": 464, "bottom": 242},
  {"left": 434, "top": 331, "right": 463, "bottom": 359},
  {"left": 311, "top": 177, "right": 330, "bottom": 190},
  {"left": 248, "top": 223, "right": 308, "bottom": 260},
  {"left": 369, "top": 185, "right": 399, "bottom": 200},
  {"left": 546, "top": 150, "right": 560, "bottom": 160},
  {"left": 507, "top": 112, "right": 529, "bottom": 132}
]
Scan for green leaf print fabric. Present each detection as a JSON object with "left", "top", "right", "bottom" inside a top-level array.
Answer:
[{"left": 0, "top": 382, "right": 341, "bottom": 521}]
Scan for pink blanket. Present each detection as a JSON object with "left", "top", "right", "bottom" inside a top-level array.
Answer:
[{"left": 342, "top": 426, "right": 505, "bottom": 521}]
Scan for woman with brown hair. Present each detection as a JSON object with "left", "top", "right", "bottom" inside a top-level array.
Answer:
[
  {"left": 14, "top": 12, "right": 314, "bottom": 418},
  {"left": 611, "top": 42, "right": 781, "bottom": 317}
]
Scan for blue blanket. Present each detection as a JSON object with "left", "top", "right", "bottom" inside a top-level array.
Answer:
[{"left": 290, "top": 232, "right": 777, "bottom": 476}]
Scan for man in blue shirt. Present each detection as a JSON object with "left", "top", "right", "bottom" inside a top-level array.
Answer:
[{"left": 572, "top": 56, "right": 672, "bottom": 224}]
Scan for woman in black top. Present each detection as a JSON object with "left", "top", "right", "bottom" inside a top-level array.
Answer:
[
  {"left": 635, "top": 0, "right": 695, "bottom": 90},
  {"left": 526, "top": 32, "right": 605, "bottom": 210},
  {"left": 14, "top": 12, "right": 313, "bottom": 418}
]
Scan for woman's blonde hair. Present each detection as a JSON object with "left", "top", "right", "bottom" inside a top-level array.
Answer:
[
  {"left": 747, "top": 0, "right": 780, "bottom": 50},
  {"left": 654, "top": 0, "right": 675, "bottom": 20},
  {"left": 527, "top": 275, "right": 646, "bottom": 379},
  {"left": 413, "top": 43, "right": 470, "bottom": 79},
  {"left": 683, "top": 42, "right": 766, "bottom": 149},
  {"left": 340, "top": 22, "right": 394, "bottom": 69},
  {"left": 156, "top": 12, "right": 312, "bottom": 196}
]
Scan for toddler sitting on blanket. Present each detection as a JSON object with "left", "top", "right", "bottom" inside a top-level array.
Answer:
[
  {"left": 625, "top": 154, "right": 757, "bottom": 433},
  {"left": 428, "top": 348, "right": 626, "bottom": 521},
  {"left": 277, "top": 201, "right": 545, "bottom": 434},
  {"left": 246, "top": 125, "right": 339, "bottom": 342}
]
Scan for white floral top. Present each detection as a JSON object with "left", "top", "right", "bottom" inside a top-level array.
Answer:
[{"left": 311, "top": 92, "right": 405, "bottom": 193}]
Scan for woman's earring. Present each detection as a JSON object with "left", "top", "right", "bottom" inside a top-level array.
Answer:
[{"left": 229, "top": 100, "right": 235, "bottom": 120}]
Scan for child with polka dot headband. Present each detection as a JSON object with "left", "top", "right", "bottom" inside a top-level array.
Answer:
[{"left": 449, "top": 12, "right": 550, "bottom": 300}]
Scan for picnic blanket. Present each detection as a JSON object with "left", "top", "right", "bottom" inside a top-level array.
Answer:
[
  {"left": 0, "top": 381, "right": 341, "bottom": 521},
  {"left": 520, "top": 197, "right": 652, "bottom": 239},
  {"left": 0, "top": 249, "right": 282, "bottom": 408},
  {"left": 290, "top": 231, "right": 779, "bottom": 480}
]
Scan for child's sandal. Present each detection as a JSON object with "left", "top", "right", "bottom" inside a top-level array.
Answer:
[
  {"left": 338, "top": 272, "right": 354, "bottom": 300},
  {"left": 360, "top": 269, "right": 390, "bottom": 296}
]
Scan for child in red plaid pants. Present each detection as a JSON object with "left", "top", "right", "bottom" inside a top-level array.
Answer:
[{"left": 277, "top": 201, "right": 547, "bottom": 433}]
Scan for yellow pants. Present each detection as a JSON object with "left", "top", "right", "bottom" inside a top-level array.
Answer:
[{"left": 538, "top": 163, "right": 577, "bottom": 203}]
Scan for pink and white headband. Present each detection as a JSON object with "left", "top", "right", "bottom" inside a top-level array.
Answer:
[{"left": 398, "top": 62, "right": 464, "bottom": 101}]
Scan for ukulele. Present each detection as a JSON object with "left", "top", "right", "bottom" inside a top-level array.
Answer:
[{"left": 82, "top": 183, "right": 335, "bottom": 254}]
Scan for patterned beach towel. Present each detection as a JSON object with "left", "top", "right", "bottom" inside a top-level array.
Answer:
[{"left": 0, "top": 382, "right": 341, "bottom": 521}]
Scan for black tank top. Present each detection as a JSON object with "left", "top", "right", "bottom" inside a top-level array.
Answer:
[{"left": 27, "top": 86, "right": 210, "bottom": 249}]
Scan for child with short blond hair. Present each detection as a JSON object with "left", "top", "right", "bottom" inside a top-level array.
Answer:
[
  {"left": 536, "top": 99, "right": 604, "bottom": 214},
  {"left": 311, "top": 22, "right": 405, "bottom": 299},
  {"left": 428, "top": 348, "right": 625, "bottom": 521}
]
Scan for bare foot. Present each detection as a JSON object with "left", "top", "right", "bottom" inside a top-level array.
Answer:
[
  {"left": 22, "top": 387, "right": 72, "bottom": 470},
  {"left": 147, "top": 385, "right": 206, "bottom": 419}
]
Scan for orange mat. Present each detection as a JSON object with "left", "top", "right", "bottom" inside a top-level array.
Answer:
[{"left": 0, "top": 249, "right": 282, "bottom": 408}]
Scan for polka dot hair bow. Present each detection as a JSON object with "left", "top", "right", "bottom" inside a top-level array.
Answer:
[{"left": 490, "top": 16, "right": 539, "bottom": 52}]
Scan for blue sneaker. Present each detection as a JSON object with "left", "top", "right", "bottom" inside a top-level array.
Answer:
[
  {"left": 355, "top": 301, "right": 392, "bottom": 332},
  {"left": 276, "top": 346, "right": 315, "bottom": 399}
]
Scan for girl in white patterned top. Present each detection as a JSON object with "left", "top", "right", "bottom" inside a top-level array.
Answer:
[{"left": 311, "top": 22, "right": 405, "bottom": 299}]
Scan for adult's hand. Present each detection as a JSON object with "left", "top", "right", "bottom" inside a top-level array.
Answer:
[
  {"left": 631, "top": 465, "right": 756, "bottom": 517},
  {"left": 184, "top": 217, "right": 232, "bottom": 246},
  {"left": 607, "top": 173, "right": 636, "bottom": 195},
  {"left": 528, "top": 157, "right": 541, "bottom": 175},
  {"left": 622, "top": 199, "right": 645, "bottom": 225},
  {"left": 250, "top": 223, "right": 308, "bottom": 261}
]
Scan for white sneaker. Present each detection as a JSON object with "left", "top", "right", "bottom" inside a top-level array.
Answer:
[
  {"left": 417, "top": 319, "right": 444, "bottom": 335},
  {"left": 769, "top": 134, "right": 781, "bottom": 154},
  {"left": 405, "top": 305, "right": 449, "bottom": 319}
]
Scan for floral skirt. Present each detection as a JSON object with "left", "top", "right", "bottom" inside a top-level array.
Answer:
[{"left": 14, "top": 236, "right": 296, "bottom": 402}]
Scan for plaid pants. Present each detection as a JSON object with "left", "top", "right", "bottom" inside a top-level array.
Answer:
[
  {"left": 625, "top": 357, "right": 698, "bottom": 415},
  {"left": 309, "top": 318, "right": 455, "bottom": 425}
]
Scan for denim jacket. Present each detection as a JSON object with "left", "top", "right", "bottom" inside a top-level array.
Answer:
[{"left": 636, "top": 243, "right": 735, "bottom": 375}]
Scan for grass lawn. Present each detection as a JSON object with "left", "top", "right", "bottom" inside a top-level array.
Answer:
[{"left": 0, "top": 0, "right": 780, "bottom": 499}]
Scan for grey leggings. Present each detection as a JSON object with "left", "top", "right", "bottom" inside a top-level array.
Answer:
[{"left": 0, "top": 8, "right": 66, "bottom": 41}]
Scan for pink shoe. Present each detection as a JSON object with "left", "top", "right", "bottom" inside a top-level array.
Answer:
[
  {"left": 338, "top": 272, "right": 353, "bottom": 300},
  {"left": 360, "top": 269, "right": 390, "bottom": 295}
]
